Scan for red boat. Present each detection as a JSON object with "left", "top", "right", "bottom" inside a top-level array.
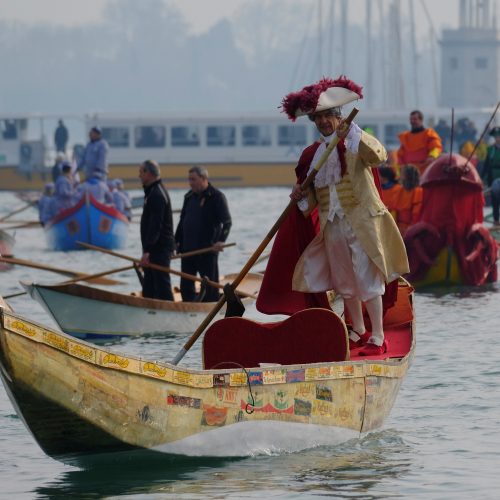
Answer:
[{"left": 403, "top": 153, "right": 498, "bottom": 287}]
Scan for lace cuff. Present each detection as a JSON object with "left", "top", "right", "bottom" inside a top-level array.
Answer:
[{"left": 297, "top": 197, "right": 309, "bottom": 212}]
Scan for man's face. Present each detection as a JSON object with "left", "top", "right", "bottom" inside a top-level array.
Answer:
[
  {"left": 139, "top": 164, "right": 154, "bottom": 187},
  {"left": 311, "top": 110, "right": 339, "bottom": 137},
  {"left": 409, "top": 113, "right": 423, "bottom": 129},
  {"left": 188, "top": 172, "right": 207, "bottom": 193},
  {"left": 89, "top": 130, "right": 100, "bottom": 141}
]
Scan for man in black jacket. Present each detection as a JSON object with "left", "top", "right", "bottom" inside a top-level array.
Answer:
[
  {"left": 175, "top": 165, "right": 232, "bottom": 302},
  {"left": 139, "top": 160, "right": 174, "bottom": 300}
]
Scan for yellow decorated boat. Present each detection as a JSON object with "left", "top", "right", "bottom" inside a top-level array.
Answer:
[{"left": 0, "top": 281, "right": 414, "bottom": 463}]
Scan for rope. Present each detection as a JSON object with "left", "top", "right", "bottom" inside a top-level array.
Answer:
[{"left": 211, "top": 362, "right": 255, "bottom": 414}]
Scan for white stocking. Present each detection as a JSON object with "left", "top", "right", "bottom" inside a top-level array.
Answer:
[
  {"left": 364, "top": 295, "right": 384, "bottom": 346},
  {"left": 344, "top": 297, "right": 365, "bottom": 340}
]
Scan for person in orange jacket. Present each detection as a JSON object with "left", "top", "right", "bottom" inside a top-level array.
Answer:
[
  {"left": 395, "top": 164, "right": 423, "bottom": 235},
  {"left": 379, "top": 165, "right": 402, "bottom": 221},
  {"left": 397, "top": 110, "right": 442, "bottom": 175}
]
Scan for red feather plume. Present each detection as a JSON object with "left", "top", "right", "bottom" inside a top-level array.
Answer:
[{"left": 281, "top": 76, "right": 363, "bottom": 121}]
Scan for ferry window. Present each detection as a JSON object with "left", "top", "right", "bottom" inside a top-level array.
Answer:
[
  {"left": 449, "top": 57, "right": 458, "bottom": 70},
  {"left": 278, "top": 125, "right": 307, "bottom": 146},
  {"left": 135, "top": 126, "right": 166, "bottom": 148},
  {"left": 102, "top": 127, "right": 129, "bottom": 147},
  {"left": 242, "top": 125, "right": 271, "bottom": 146},
  {"left": 475, "top": 57, "right": 488, "bottom": 69},
  {"left": 207, "top": 125, "right": 236, "bottom": 147},
  {"left": 171, "top": 126, "right": 200, "bottom": 147},
  {"left": 1, "top": 120, "right": 17, "bottom": 140},
  {"left": 384, "top": 124, "right": 406, "bottom": 147}
]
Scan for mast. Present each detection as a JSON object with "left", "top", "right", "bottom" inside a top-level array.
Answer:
[
  {"left": 419, "top": 0, "right": 439, "bottom": 106},
  {"left": 409, "top": 0, "right": 419, "bottom": 106},
  {"left": 377, "top": 0, "right": 388, "bottom": 107},
  {"left": 328, "top": 0, "right": 335, "bottom": 75},
  {"left": 365, "top": 0, "right": 373, "bottom": 107},
  {"left": 341, "top": 0, "right": 347, "bottom": 73},
  {"left": 318, "top": 0, "right": 323, "bottom": 75}
]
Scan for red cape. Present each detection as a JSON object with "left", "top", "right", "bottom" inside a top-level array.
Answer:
[{"left": 256, "top": 142, "right": 397, "bottom": 315}]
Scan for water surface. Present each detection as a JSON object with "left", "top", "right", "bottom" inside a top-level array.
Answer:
[{"left": 1, "top": 189, "right": 499, "bottom": 499}]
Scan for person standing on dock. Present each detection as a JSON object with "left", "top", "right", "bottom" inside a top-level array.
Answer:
[
  {"left": 78, "top": 126, "right": 109, "bottom": 181},
  {"left": 54, "top": 119, "right": 69, "bottom": 153},
  {"left": 397, "top": 110, "right": 442, "bottom": 175},
  {"left": 139, "top": 160, "right": 175, "bottom": 301},
  {"left": 175, "top": 165, "right": 232, "bottom": 302},
  {"left": 279, "top": 77, "right": 408, "bottom": 355}
]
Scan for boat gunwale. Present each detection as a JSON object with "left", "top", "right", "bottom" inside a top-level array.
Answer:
[
  {"left": 45, "top": 193, "right": 129, "bottom": 228},
  {"left": 0, "top": 305, "right": 415, "bottom": 389},
  {"left": 21, "top": 274, "right": 262, "bottom": 313}
]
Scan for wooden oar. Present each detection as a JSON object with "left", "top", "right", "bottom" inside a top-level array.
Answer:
[
  {"left": 0, "top": 219, "right": 40, "bottom": 224},
  {"left": 0, "top": 202, "right": 35, "bottom": 222},
  {"left": 3, "top": 264, "right": 135, "bottom": 300},
  {"left": 132, "top": 207, "right": 181, "bottom": 214},
  {"left": 172, "top": 242, "right": 236, "bottom": 260},
  {"left": 0, "top": 222, "right": 40, "bottom": 230},
  {"left": 59, "top": 264, "right": 135, "bottom": 285},
  {"left": 0, "top": 256, "right": 124, "bottom": 285},
  {"left": 77, "top": 241, "right": 257, "bottom": 299},
  {"left": 170, "top": 108, "right": 360, "bottom": 365}
]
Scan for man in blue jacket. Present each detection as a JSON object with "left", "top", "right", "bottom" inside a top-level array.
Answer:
[{"left": 78, "top": 126, "right": 109, "bottom": 181}]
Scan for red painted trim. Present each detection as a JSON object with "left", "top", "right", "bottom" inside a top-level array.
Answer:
[
  {"left": 45, "top": 196, "right": 85, "bottom": 228},
  {"left": 45, "top": 194, "right": 129, "bottom": 228},
  {"left": 91, "top": 195, "right": 129, "bottom": 224}
]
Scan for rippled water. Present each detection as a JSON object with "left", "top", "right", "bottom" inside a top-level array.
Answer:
[{"left": 1, "top": 189, "right": 500, "bottom": 499}]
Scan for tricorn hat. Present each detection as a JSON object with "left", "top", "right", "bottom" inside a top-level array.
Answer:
[
  {"left": 489, "top": 126, "right": 500, "bottom": 137},
  {"left": 281, "top": 76, "right": 363, "bottom": 121}
]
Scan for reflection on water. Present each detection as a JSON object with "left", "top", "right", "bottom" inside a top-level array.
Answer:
[{"left": 35, "top": 431, "right": 412, "bottom": 499}]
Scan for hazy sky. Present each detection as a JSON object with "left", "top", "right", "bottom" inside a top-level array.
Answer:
[{"left": 0, "top": 0, "right": 462, "bottom": 36}]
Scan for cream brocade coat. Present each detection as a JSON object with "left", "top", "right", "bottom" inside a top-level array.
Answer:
[{"left": 292, "top": 131, "right": 410, "bottom": 292}]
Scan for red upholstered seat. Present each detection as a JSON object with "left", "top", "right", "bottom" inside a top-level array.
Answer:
[{"left": 203, "top": 308, "right": 349, "bottom": 369}]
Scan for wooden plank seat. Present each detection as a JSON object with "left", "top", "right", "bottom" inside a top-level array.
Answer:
[{"left": 203, "top": 308, "right": 349, "bottom": 369}]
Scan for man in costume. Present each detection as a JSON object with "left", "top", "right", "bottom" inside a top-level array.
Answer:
[
  {"left": 258, "top": 77, "right": 409, "bottom": 355},
  {"left": 397, "top": 110, "right": 442, "bottom": 175}
]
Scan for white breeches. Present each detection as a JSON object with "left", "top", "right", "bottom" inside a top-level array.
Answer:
[
  {"left": 324, "top": 217, "right": 385, "bottom": 301},
  {"left": 296, "top": 215, "right": 385, "bottom": 301}
]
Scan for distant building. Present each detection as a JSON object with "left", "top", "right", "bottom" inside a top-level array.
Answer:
[{"left": 440, "top": 0, "right": 500, "bottom": 107}]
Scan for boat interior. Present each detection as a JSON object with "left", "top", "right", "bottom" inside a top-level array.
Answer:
[{"left": 203, "top": 282, "right": 414, "bottom": 369}]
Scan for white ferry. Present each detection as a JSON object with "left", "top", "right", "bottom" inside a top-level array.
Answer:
[{"left": 0, "top": 107, "right": 495, "bottom": 191}]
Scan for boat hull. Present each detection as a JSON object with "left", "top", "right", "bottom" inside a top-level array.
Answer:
[
  {"left": 26, "top": 285, "right": 231, "bottom": 338},
  {"left": 44, "top": 195, "right": 129, "bottom": 251},
  {"left": 0, "top": 299, "right": 414, "bottom": 463},
  {"left": 22, "top": 273, "right": 262, "bottom": 339},
  {"left": 0, "top": 230, "right": 15, "bottom": 270}
]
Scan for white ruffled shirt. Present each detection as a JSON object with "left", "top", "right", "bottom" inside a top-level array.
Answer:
[{"left": 298, "top": 123, "right": 362, "bottom": 220}]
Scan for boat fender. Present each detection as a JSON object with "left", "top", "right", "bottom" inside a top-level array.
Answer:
[
  {"left": 465, "top": 223, "right": 494, "bottom": 264},
  {"left": 404, "top": 221, "right": 440, "bottom": 266}
]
